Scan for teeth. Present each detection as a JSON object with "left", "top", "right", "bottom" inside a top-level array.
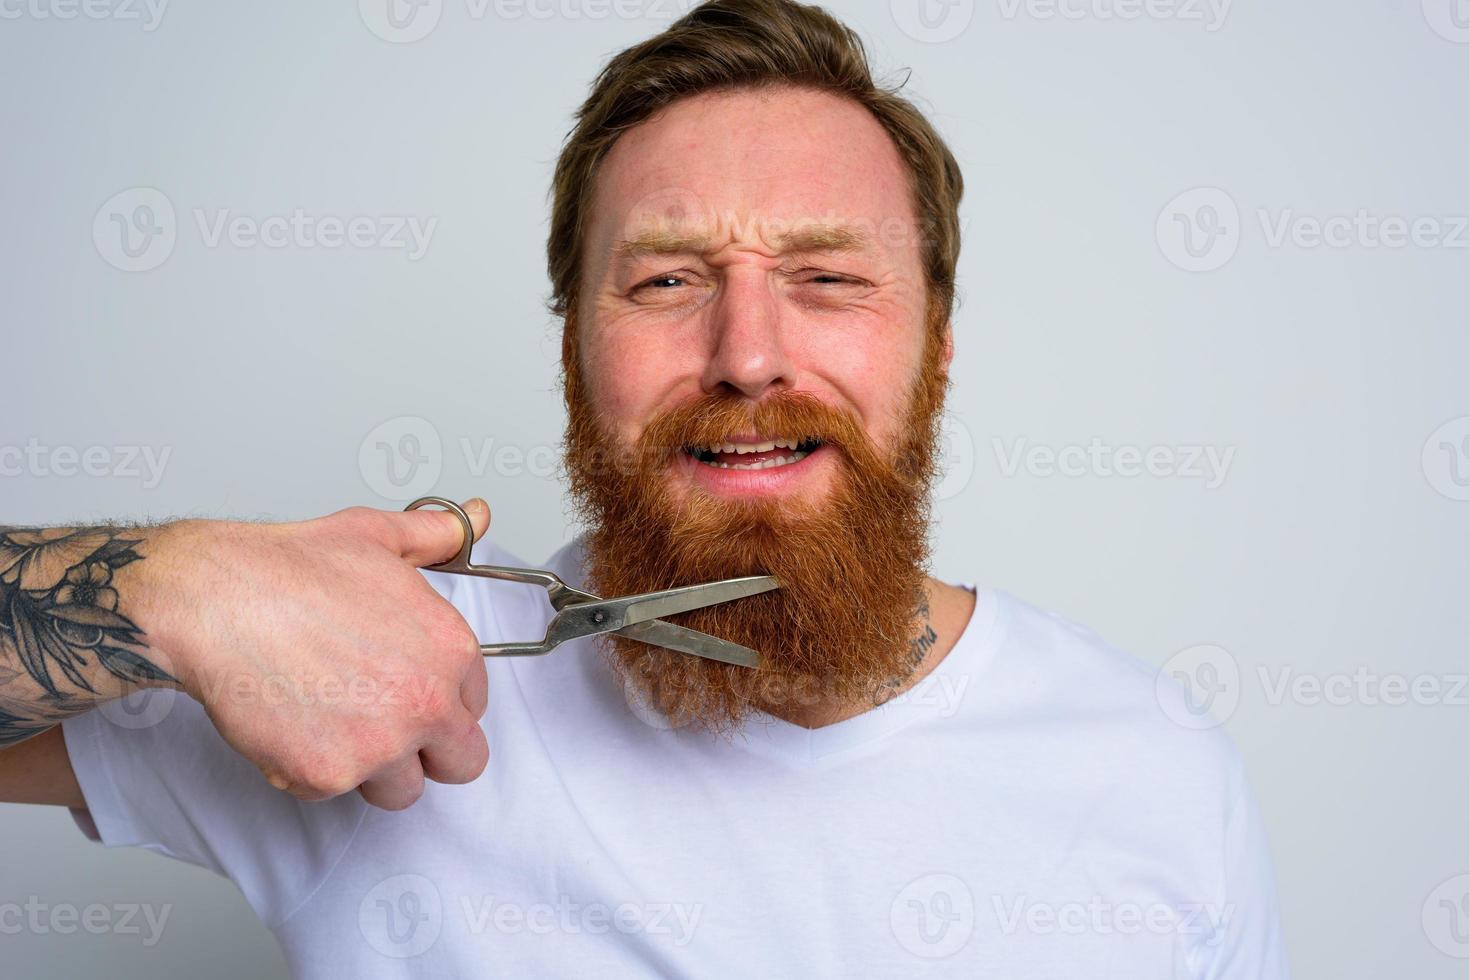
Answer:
[
  {"left": 694, "top": 438, "right": 804, "bottom": 455},
  {"left": 706, "top": 451, "right": 809, "bottom": 470}
]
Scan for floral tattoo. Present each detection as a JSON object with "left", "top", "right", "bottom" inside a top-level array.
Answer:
[{"left": 0, "top": 526, "right": 175, "bottom": 745}]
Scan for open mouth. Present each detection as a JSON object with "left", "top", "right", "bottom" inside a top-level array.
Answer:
[{"left": 684, "top": 437, "right": 824, "bottom": 471}]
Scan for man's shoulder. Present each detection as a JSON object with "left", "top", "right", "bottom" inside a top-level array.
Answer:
[
  {"left": 985, "top": 588, "right": 1245, "bottom": 785},
  {"left": 536, "top": 535, "right": 589, "bottom": 586},
  {"left": 990, "top": 589, "right": 1158, "bottom": 701}
]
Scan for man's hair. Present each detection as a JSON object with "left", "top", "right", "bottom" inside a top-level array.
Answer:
[{"left": 545, "top": 0, "right": 964, "bottom": 332}]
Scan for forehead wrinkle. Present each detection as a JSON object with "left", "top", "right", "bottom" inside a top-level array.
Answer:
[{"left": 612, "top": 221, "right": 874, "bottom": 264}]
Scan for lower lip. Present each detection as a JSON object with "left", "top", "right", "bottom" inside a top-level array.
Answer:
[{"left": 678, "top": 444, "right": 835, "bottom": 498}]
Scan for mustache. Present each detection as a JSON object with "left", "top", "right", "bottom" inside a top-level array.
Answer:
[{"left": 638, "top": 390, "right": 872, "bottom": 460}]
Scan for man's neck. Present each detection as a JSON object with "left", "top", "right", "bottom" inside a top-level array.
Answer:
[{"left": 762, "top": 576, "right": 977, "bottom": 730}]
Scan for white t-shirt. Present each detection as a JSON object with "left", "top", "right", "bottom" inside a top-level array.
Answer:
[{"left": 62, "top": 535, "right": 1290, "bottom": 978}]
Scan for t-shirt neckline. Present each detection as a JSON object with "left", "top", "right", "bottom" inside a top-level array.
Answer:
[
  {"left": 728, "top": 582, "right": 1005, "bottom": 765},
  {"left": 554, "top": 537, "right": 1006, "bottom": 765}
]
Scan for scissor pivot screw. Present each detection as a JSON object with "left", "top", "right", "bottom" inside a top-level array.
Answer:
[{"left": 592, "top": 610, "right": 607, "bottom": 625}]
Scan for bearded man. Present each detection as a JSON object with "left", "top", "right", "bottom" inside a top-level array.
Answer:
[{"left": 0, "top": 0, "right": 1289, "bottom": 975}]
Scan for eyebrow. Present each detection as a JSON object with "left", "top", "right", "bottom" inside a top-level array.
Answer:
[{"left": 612, "top": 222, "right": 872, "bottom": 260}]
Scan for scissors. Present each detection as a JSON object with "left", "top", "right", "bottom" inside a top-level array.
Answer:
[{"left": 406, "top": 497, "right": 778, "bottom": 669}]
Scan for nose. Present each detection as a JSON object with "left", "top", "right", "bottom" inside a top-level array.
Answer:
[{"left": 699, "top": 271, "right": 797, "bottom": 399}]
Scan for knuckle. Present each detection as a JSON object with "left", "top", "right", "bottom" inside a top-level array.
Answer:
[
  {"left": 285, "top": 751, "right": 359, "bottom": 800},
  {"left": 375, "top": 789, "right": 419, "bottom": 812},
  {"left": 404, "top": 679, "right": 456, "bottom": 724},
  {"left": 418, "top": 610, "right": 479, "bottom": 665},
  {"left": 354, "top": 726, "right": 407, "bottom": 772},
  {"left": 313, "top": 771, "right": 362, "bottom": 800}
]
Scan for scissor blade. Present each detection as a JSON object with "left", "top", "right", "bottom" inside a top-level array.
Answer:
[
  {"left": 619, "top": 575, "right": 779, "bottom": 626},
  {"left": 618, "top": 619, "right": 761, "bottom": 669},
  {"left": 544, "top": 576, "right": 779, "bottom": 649}
]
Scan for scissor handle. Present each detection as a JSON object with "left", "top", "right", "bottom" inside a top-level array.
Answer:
[
  {"left": 403, "top": 497, "right": 557, "bottom": 586},
  {"left": 404, "top": 497, "right": 568, "bottom": 657}
]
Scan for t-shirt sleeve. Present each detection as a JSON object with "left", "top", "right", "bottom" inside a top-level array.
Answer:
[
  {"left": 1193, "top": 771, "right": 1292, "bottom": 979},
  {"left": 58, "top": 534, "right": 539, "bottom": 928},
  {"left": 61, "top": 696, "right": 368, "bottom": 928}
]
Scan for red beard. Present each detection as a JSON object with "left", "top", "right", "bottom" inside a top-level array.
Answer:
[{"left": 562, "top": 319, "right": 949, "bottom": 732}]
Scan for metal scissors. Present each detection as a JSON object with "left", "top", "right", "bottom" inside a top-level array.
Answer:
[{"left": 406, "top": 497, "right": 778, "bottom": 669}]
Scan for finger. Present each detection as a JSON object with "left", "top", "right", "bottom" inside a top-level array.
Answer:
[
  {"left": 419, "top": 714, "right": 489, "bottom": 786},
  {"left": 394, "top": 498, "right": 491, "bottom": 567},
  {"left": 357, "top": 756, "right": 428, "bottom": 811},
  {"left": 460, "top": 657, "right": 488, "bottom": 719}
]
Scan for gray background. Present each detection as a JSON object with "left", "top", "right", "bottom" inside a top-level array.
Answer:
[{"left": 2, "top": 0, "right": 1467, "bottom": 976}]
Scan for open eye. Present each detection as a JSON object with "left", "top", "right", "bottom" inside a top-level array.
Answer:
[{"left": 633, "top": 272, "right": 694, "bottom": 292}]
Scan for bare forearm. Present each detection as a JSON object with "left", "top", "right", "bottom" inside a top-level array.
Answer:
[
  {"left": 0, "top": 727, "right": 83, "bottom": 806},
  {"left": 0, "top": 523, "right": 179, "bottom": 747},
  {"left": 0, "top": 502, "right": 494, "bottom": 813}
]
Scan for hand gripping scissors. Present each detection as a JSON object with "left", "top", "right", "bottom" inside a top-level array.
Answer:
[{"left": 406, "top": 497, "right": 778, "bottom": 669}]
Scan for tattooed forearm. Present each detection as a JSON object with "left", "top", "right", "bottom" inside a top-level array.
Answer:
[{"left": 0, "top": 525, "right": 176, "bottom": 746}]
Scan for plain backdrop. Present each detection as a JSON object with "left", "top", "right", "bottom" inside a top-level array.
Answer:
[{"left": 2, "top": 1, "right": 1467, "bottom": 976}]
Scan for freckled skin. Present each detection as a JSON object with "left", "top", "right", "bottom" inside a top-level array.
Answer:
[
  {"left": 576, "top": 86, "right": 949, "bottom": 506},
  {"left": 571, "top": 86, "right": 975, "bottom": 725}
]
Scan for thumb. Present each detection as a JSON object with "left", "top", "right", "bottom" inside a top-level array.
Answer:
[{"left": 395, "top": 498, "right": 491, "bottom": 567}]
